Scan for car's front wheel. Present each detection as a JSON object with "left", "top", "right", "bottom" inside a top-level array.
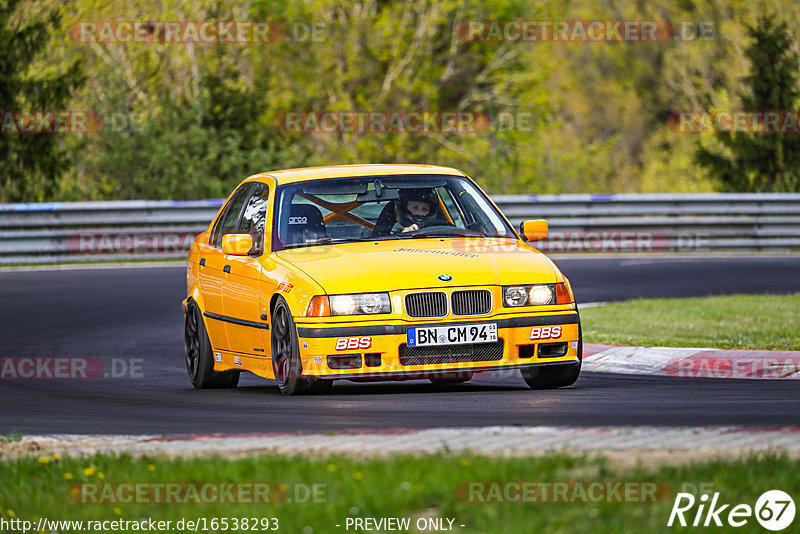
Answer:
[
  {"left": 521, "top": 325, "right": 582, "bottom": 389},
  {"left": 271, "top": 297, "right": 316, "bottom": 395},
  {"left": 185, "top": 300, "right": 240, "bottom": 389}
]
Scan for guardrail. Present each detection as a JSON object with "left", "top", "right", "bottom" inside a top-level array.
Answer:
[{"left": 1, "top": 193, "right": 799, "bottom": 264}]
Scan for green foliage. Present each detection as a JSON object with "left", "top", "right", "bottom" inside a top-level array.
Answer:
[
  {"left": 78, "top": 78, "right": 291, "bottom": 200},
  {"left": 4, "top": 0, "right": 800, "bottom": 200},
  {"left": 0, "top": 0, "right": 84, "bottom": 202},
  {"left": 696, "top": 13, "right": 800, "bottom": 192}
]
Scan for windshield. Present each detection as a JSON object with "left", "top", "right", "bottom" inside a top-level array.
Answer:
[{"left": 272, "top": 174, "right": 516, "bottom": 251}]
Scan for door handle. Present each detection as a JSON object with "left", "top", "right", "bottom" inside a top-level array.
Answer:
[
  {"left": 199, "top": 258, "right": 206, "bottom": 266},
  {"left": 223, "top": 265, "right": 231, "bottom": 274}
]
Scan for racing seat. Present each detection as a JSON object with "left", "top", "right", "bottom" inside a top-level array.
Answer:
[
  {"left": 285, "top": 204, "right": 328, "bottom": 245},
  {"left": 371, "top": 201, "right": 398, "bottom": 237}
]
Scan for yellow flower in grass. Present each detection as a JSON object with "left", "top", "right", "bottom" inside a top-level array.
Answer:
[
  {"left": 351, "top": 471, "right": 364, "bottom": 481},
  {"left": 6, "top": 510, "right": 15, "bottom": 518},
  {"left": 113, "top": 507, "right": 122, "bottom": 516},
  {"left": 459, "top": 458, "right": 471, "bottom": 467},
  {"left": 52, "top": 454, "right": 60, "bottom": 461},
  {"left": 326, "top": 463, "right": 337, "bottom": 472},
  {"left": 38, "top": 456, "right": 51, "bottom": 464},
  {"left": 64, "top": 473, "right": 73, "bottom": 480},
  {"left": 97, "top": 472, "right": 105, "bottom": 480},
  {"left": 147, "top": 464, "right": 156, "bottom": 472},
  {"left": 83, "top": 466, "right": 96, "bottom": 477}
]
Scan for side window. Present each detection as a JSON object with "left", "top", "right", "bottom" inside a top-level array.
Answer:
[
  {"left": 211, "top": 184, "right": 252, "bottom": 248},
  {"left": 237, "top": 183, "right": 269, "bottom": 255},
  {"left": 437, "top": 186, "right": 466, "bottom": 227}
]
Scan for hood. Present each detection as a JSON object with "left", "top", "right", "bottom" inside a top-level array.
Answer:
[{"left": 274, "top": 238, "right": 561, "bottom": 294}]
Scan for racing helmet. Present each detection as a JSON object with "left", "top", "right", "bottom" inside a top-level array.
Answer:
[{"left": 395, "top": 188, "right": 440, "bottom": 228}]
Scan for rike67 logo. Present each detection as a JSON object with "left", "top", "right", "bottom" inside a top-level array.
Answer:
[{"left": 668, "top": 490, "right": 795, "bottom": 531}]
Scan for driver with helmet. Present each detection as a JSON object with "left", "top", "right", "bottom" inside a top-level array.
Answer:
[
  {"left": 395, "top": 189, "right": 440, "bottom": 232},
  {"left": 372, "top": 188, "right": 445, "bottom": 236}
]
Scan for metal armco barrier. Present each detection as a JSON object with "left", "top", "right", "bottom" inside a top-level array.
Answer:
[{"left": 1, "top": 193, "right": 799, "bottom": 264}]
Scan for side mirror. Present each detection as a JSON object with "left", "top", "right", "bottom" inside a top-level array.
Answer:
[
  {"left": 520, "top": 220, "right": 548, "bottom": 241},
  {"left": 221, "top": 234, "right": 254, "bottom": 256}
]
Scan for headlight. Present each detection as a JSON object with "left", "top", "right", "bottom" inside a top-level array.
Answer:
[
  {"left": 329, "top": 293, "right": 391, "bottom": 316},
  {"left": 528, "top": 285, "right": 554, "bottom": 305},
  {"left": 504, "top": 283, "right": 571, "bottom": 307},
  {"left": 504, "top": 286, "right": 529, "bottom": 306}
]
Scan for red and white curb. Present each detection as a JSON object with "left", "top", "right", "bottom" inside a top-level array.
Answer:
[
  {"left": 6, "top": 426, "right": 800, "bottom": 457},
  {"left": 583, "top": 344, "right": 800, "bottom": 379}
]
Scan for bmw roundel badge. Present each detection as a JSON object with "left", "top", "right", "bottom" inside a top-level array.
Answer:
[{"left": 438, "top": 274, "right": 453, "bottom": 282}]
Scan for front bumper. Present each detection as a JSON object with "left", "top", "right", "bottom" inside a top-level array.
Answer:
[{"left": 294, "top": 312, "right": 580, "bottom": 379}]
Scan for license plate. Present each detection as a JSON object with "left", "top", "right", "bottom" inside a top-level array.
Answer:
[{"left": 407, "top": 323, "right": 498, "bottom": 347}]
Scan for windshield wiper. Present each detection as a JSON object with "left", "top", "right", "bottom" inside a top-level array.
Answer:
[
  {"left": 313, "top": 237, "right": 376, "bottom": 245},
  {"left": 405, "top": 230, "right": 486, "bottom": 239},
  {"left": 294, "top": 236, "right": 402, "bottom": 247}
]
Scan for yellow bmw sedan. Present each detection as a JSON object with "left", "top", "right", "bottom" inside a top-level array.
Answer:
[{"left": 183, "top": 164, "right": 581, "bottom": 395}]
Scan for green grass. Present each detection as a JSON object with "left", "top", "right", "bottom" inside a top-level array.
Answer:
[
  {"left": 582, "top": 293, "right": 800, "bottom": 350},
  {"left": 0, "top": 431, "right": 21, "bottom": 444},
  {"left": 0, "top": 453, "right": 798, "bottom": 533}
]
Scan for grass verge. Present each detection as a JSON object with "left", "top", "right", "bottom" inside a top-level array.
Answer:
[
  {"left": 0, "top": 452, "right": 797, "bottom": 533},
  {"left": 0, "top": 431, "right": 21, "bottom": 444},
  {"left": 582, "top": 293, "right": 800, "bottom": 350}
]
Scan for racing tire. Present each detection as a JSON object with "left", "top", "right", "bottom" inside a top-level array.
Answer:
[
  {"left": 521, "top": 324, "right": 582, "bottom": 390},
  {"left": 271, "top": 297, "right": 313, "bottom": 395},
  {"left": 185, "top": 301, "right": 240, "bottom": 389}
]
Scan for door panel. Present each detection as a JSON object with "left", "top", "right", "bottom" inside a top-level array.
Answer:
[
  {"left": 222, "top": 257, "right": 266, "bottom": 355},
  {"left": 197, "top": 243, "right": 228, "bottom": 350},
  {"left": 221, "top": 182, "right": 271, "bottom": 356},
  {"left": 200, "top": 182, "right": 253, "bottom": 351}
]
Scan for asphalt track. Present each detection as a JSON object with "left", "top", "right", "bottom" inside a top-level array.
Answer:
[{"left": 1, "top": 256, "right": 799, "bottom": 435}]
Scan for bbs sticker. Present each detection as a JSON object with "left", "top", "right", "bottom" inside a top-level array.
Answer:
[
  {"left": 530, "top": 326, "right": 562, "bottom": 340},
  {"left": 335, "top": 336, "right": 372, "bottom": 350}
]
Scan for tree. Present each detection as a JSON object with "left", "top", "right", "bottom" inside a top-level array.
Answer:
[
  {"left": 0, "top": 0, "right": 85, "bottom": 201},
  {"left": 695, "top": 13, "right": 800, "bottom": 192}
]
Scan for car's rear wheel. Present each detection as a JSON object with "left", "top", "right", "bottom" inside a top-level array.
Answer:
[
  {"left": 271, "top": 298, "right": 314, "bottom": 395},
  {"left": 185, "top": 301, "right": 240, "bottom": 389},
  {"left": 521, "top": 324, "right": 582, "bottom": 390}
]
